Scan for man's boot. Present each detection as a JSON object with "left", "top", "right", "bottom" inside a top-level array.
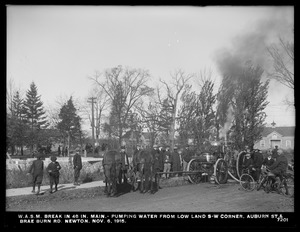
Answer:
[
  {"left": 50, "top": 185, "right": 53, "bottom": 193},
  {"left": 55, "top": 185, "right": 58, "bottom": 192},
  {"left": 32, "top": 184, "right": 36, "bottom": 193},
  {"left": 36, "top": 185, "right": 40, "bottom": 195}
]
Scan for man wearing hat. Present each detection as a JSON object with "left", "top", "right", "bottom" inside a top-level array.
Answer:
[
  {"left": 151, "top": 144, "right": 162, "bottom": 191},
  {"left": 268, "top": 149, "right": 288, "bottom": 181},
  {"left": 182, "top": 144, "right": 192, "bottom": 174},
  {"left": 162, "top": 146, "right": 172, "bottom": 179},
  {"left": 133, "top": 144, "right": 142, "bottom": 168},
  {"left": 171, "top": 146, "right": 181, "bottom": 176},
  {"left": 258, "top": 149, "right": 289, "bottom": 194},
  {"left": 242, "top": 151, "right": 253, "bottom": 170},
  {"left": 73, "top": 147, "right": 82, "bottom": 186},
  {"left": 120, "top": 145, "right": 130, "bottom": 184},
  {"left": 272, "top": 145, "right": 279, "bottom": 157},
  {"left": 251, "top": 149, "right": 264, "bottom": 182},
  {"left": 27, "top": 151, "right": 44, "bottom": 195},
  {"left": 262, "top": 149, "right": 275, "bottom": 168},
  {"left": 47, "top": 156, "right": 61, "bottom": 193}
]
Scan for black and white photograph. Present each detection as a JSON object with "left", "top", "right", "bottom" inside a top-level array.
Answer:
[{"left": 5, "top": 5, "right": 295, "bottom": 228}]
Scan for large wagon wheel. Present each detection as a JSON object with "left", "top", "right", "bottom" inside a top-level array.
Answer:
[
  {"left": 236, "top": 151, "right": 246, "bottom": 179},
  {"left": 214, "top": 158, "right": 228, "bottom": 184},
  {"left": 187, "top": 159, "right": 202, "bottom": 184}
]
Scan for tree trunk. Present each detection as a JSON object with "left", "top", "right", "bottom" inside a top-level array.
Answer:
[{"left": 170, "top": 97, "right": 178, "bottom": 152}]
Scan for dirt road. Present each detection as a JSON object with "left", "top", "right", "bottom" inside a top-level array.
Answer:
[{"left": 6, "top": 181, "right": 294, "bottom": 212}]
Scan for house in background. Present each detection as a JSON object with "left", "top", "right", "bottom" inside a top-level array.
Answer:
[{"left": 254, "top": 121, "right": 295, "bottom": 151}]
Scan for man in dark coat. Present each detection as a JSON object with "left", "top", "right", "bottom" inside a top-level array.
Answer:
[
  {"left": 132, "top": 144, "right": 141, "bottom": 168},
  {"left": 120, "top": 146, "right": 130, "bottom": 184},
  {"left": 73, "top": 147, "right": 82, "bottom": 185},
  {"left": 152, "top": 145, "right": 162, "bottom": 190},
  {"left": 272, "top": 145, "right": 279, "bottom": 157},
  {"left": 242, "top": 152, "right": 253, "bottom": 171},
  {"left": 27, "top": 152, "right": 44, "bottom": 195},
  {"left": 152, "top": 145, "right": 163, "bottom": 170},
  {"left": 64, "top": 146, "right": 68, "bottom": 157},
  {"left": 58, "top": 145, "right": 61, "bottom": 156},
  {"left": 262, "top": 149, "right": 275, "bottom": 168},
  {"left": 260, "top": 149, "right": 288, "bottom": 193},
  {"left": 162, "top": 146, "right": 172, "bottom": 179},
  {"left": 171, "top": 146, "right": 181, "bottom": 176},
  {"left": 47, "top": 156, "right": 61, "bottom": 193},
  {"left": 132, "top": 144, "right": 142, "bottom": 182},
  {"left": 269, "top": 149, "right": 288, "bottom": 179},
  {"left": 182, "top": 145, "right": 192, "bottom": 174},
  {"left": 251, "top": 149, "right": 264, "bottom": 181}
]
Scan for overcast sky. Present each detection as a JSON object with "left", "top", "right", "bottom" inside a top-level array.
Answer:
[{"left": 7, "top": 5, "right": 294, "bottom": 131}]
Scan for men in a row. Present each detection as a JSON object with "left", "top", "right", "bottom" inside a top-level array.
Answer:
[{"left": 257, "top": 149, "right": 288, "bottom": 194}]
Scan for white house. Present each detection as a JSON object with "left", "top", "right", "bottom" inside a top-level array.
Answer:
[{"left": 254, "top": 122, "right": 295, "bottom": 151}]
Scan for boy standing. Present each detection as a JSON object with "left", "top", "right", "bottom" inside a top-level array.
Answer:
[
  {"left": 27, "top": 152, "right": 44, "bottom": 195},
  {"left": 47, "top": 156, "right": 61, "bottom": 193}
]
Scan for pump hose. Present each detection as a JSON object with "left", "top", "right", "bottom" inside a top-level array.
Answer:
[{"left": 228, "top": 170, "right": 241, "bottom": 183}]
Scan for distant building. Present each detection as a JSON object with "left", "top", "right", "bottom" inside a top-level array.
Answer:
[{"left": 254, "top": 121, "right": 295, "bottom": 150}]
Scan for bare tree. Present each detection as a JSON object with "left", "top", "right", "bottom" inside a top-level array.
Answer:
[
  {"left": 157, "top": 69, "right": 193, "bottom": 151},
  {"left": 7, "top": 78, "right": 16, "bottom": 114},
  {"left": 81, "top": 84, "right": 110, "bottom": 144},
  {"left": 89, "top": 65, "right": 153, "bottom": 147},
  {"left": 267, "top": 36, "right": 294, "bottom": 107},
  {"left": 135, "top": 96, "right": 162, "bottom": 147},
  {"left": 267, "top": 37, "right": 294, "bottom": 89}
]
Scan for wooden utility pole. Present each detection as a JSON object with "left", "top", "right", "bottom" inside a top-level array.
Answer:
[{"left": 88, "top": 97, "right": 96, "bottom": 155}]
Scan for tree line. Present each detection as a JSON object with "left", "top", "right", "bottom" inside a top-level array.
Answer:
[
  {"left": 6, "top": 34, "right": 293, "bottom": 155},
  {"left": 6, "top": 82, "right": 83, "bottom": 155}
]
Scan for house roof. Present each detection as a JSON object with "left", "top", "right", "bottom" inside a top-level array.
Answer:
[{"left": 262, "top": 126, "right": 295, "bottom": 137}]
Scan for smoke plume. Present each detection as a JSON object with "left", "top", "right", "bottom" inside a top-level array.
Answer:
[
  {"left": 219, "top": 105, "right": 234, "bottom": 140},
  {"left": 215, "top": 7, "right": 293, "bottom": 136},
  {"left": 214, "top": 7, "right": 294, "bottom": 79}
]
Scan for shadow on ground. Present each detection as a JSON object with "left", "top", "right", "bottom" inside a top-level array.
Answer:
[{"left": 114, "top": 182, "right": 159, "bottom": 197}]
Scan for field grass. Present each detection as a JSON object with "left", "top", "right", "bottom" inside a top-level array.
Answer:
[{"left": 6, "top": 161, "right": 104, "bottom": 189}]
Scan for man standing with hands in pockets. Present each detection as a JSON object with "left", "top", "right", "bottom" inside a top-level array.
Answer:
[{"left": 73, "top": 147, "right": 82, "bottom": 186}]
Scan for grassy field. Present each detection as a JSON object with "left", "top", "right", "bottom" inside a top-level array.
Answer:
[{"left": 6, "top": 159, "right": 104, "bottom": 189}]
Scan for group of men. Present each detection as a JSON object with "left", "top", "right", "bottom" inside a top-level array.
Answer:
[
  {"left": 116, "top": 144, "right": 195, "bottom": 185},
  {"left": 57, "top": 145, "right": 69, "bottom": 157},
  {"left": 242, "top": 145, "right": 289, "bottom": 187},
  {"left": 28, "top": 142, "right": 289, "bottom": 195}
]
